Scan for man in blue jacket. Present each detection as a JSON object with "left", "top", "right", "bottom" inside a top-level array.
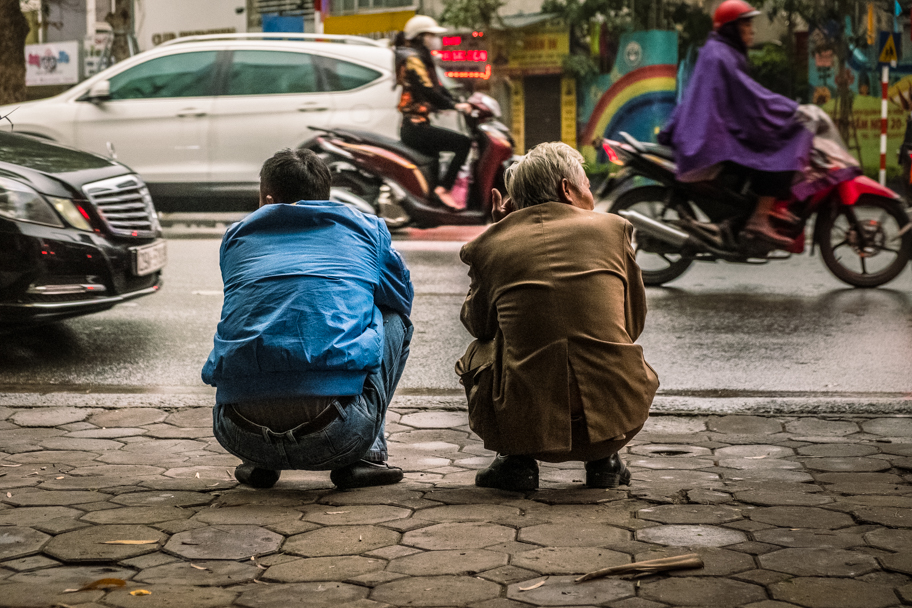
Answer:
[{"left": 202, "top": 148, "right": 414, "bottom": 490}]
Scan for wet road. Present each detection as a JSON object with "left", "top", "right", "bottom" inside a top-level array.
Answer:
[{"left": 1, "top": 234, "right": 911, "bottom": 410}]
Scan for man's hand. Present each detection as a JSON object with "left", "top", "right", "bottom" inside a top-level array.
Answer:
[
  {"left": 491, "top": 188, "right": 515, "bottom": 223},
  {"left": 455, "top": 102, "right": 473, "bottom": 114}
]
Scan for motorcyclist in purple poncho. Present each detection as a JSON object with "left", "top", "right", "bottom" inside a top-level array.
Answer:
[{"left": 659, "top": 0, "right": 814, "bottom": 250}]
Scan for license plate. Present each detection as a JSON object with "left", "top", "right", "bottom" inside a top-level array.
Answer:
[{"left": 131, "top": 240, "right": 167, "bottom": 276}]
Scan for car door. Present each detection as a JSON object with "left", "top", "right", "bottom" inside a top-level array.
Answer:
[
  {"left": 208, "top": 49, "right": 335, "bottom": 188},
  {"left": 317, "top": 54, "right": 399, "bottom": 139},
  {"left": 74, "top": 50, "right": 217, "bottom": 188}
]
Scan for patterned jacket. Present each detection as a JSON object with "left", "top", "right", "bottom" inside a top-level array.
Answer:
[{"left": 395, "top": 45, "right": 456, "bottom": 124}]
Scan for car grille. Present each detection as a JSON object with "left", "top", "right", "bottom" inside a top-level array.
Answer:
[{"left": 82, "top": 175, "right": 160, "bottom": 238}]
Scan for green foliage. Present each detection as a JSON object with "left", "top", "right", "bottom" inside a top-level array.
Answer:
[
  {"left": 439, "top": 0, "right": 506, "bottom": 29},
  {"left": 749, "top": 43, "right": 792, "bottom": 95},
  {"left": 562, "top": 53, "right": 599, "bottom": 80}
]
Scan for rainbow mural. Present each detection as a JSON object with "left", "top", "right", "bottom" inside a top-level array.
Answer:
[{"left": 578, "top": 30, "right": 678, "bottom": 163}]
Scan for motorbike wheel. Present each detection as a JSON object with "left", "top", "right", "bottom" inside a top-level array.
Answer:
[
  {"left": 818, "top": 195, "right": 911, "bottom": 288},
  {"left": 330, "top": 164, "right": 411, "bottom": 230},
  {"left": 609, "top": 186, "right": 694, "bottom": 286}
]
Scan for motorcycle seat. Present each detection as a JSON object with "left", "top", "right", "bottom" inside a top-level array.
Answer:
[
  {"left": 641, "top": 143, "right": 676, "bottom": 160},
  {"left": 328, "top": 127, "right": 436, "bottom": 167}
]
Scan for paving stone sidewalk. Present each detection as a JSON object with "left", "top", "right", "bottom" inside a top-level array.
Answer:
[{"left": 0, "top": 404, "right": 910, "bottom": 608}]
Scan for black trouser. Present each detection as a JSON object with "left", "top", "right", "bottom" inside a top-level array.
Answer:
[{"left": 401, "top": 118, "right": 472, "bottom": 190}]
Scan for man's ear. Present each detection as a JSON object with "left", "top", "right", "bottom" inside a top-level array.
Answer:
[{"left": 557, "top": 178, "right": 574, "bottom": 205}]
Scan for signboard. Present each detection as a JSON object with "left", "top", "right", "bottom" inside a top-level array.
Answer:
[
  {"left": 323, "top": 9, "right": 414, "bottom": 39},
  {"left": 437, "top": 32, "right": 490, "bottom": 80},
  {"left": 502, "top": 25, "right": 569, "bottom": 75},
  {"left": 879, "top": 32, "right": 900, "bottom": 66},
  {"left": 560, "top": 78, "right": 577, "bottom": 148},
  {"left": 25, "top": 41, "right": 80, "bottom": 86}
]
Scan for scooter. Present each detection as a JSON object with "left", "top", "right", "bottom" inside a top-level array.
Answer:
[
  {"left": 306, "top": 93, "right": 517, "bottom": 229},
  {"left": 599, "top": 132, "right": 911, "bottom": 288}
]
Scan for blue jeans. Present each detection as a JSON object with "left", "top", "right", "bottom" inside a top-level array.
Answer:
[{"left": 212, "top": 310, "right": 412, "bottom": 471}]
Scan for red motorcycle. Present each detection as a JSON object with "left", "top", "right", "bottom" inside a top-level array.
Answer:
[
  {"left": 306, "top": 93, "right": 516, "bottom": 229},
  {"left": 600, "top": 132, "right": 911, "bottom": 288}
]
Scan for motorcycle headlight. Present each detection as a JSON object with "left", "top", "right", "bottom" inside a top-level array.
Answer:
[
  {"left": 0, "top": 177, "right": 64, "bottom": 228},
  {"left": 47, "top": 196, "right": 93, "bottom": 231}
]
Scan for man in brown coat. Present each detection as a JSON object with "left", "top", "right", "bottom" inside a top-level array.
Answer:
[{"left": 456, "top": 142, "right": 658, "bottom": 492}]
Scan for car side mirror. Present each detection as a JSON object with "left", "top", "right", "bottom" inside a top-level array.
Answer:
[{"left": 86, "top": 80, "right": 111, "bottom": 103}]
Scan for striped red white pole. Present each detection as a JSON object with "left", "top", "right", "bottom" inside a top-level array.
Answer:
[{"left": 881, "top": 65, "right": 889, "bottom": 186}]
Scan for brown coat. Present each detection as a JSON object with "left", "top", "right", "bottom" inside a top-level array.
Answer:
[{"left": 456, "top": 203, "right": 658, "bottom": 456}]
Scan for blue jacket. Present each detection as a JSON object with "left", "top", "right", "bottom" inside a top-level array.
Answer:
[{"left": 201, "top": 202, "right": 413, "bottom": 404}]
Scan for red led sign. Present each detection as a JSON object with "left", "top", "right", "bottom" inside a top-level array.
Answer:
[
  {"left": 445, "top": 64, "right": 491, "bottom": 80},
  {"left": 439, "top": 50, "right": 487, "bottom": 62},
  {"left": 442, "top": 36, "right": 462, "bottom": 46}
]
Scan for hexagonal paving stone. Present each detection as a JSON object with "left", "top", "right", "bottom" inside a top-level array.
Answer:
[
  {"left": 636, "top": 525, "right": 747, "bottom": 547},
  {"left": 8, "top": 564, "right": 134, "bottom": 586},
  {"left": 628, "top": 457, "right": 715, "bottom": 470},
  {"left": 263, "top": 555, "right": 385, "bottom": 582},
  {"left": 44, "top": 525, "right": 166, "bottom": 562},
  {"left": 637, "top": 505, "right": 743, "bottom": 525},
  {"left": 754, "top": 528, "right": 865, "bottom": 549},
  {"left": 165, "top": 525, "right": 282, "bottom": 560},
  {"left": 284, "top": 525, "right": 400, "bottom": 557},
  {"left": 708, "top": 416, "right": 783, "bottom": 435},
  {"left": 511, "top": 547, "right": 629, "bottom": 575},
  {"left": 10, "top": 408, "right": 89, "bottom": 428},
  {"left": 238, "top": 581, "right": 368, "bottom": 607},
  {"left": 4, "top": 490, "right": 110, "bottom": 507},
  {"left": 643, "top": 418, "right": 707, "bottom": 434},
  {"left": 785, "top": 419, "right": 859, "bottom": 436},
  {"left": 798, "top": 444, "right": 879, "bottom": 457},
  {"left": 852, "top": 506, "right": 912, "bottom": 527},
  {"left": 879, "top": 551, "right": 912, "bottom": 575},
  {"left": 0, "top": 527, "right": 49, "bottom": 560},
  {"left": 192, "top": 506, "right": 303, "bottom": 526},
  {"left": 112, "top": 491, "right": 214, "bottom": 507},
  {"left": 770, "top": 576, "right": 899, "bottom": 608},
  {"left": 372, "top": 574, "right": 500, "bottom": 606},
  {"left": 734, "top": 490, "right": 833, "bottom": 507},
  {"left": 864, "top": 527, "right": 912, "bottom": 551},
  {"left": 632, "top": 470, "right": 721, "bottom": 485},
  {"left": 0, "top": 506, "right": 82, "bottom": 526},
  {"left": 518, "top": 522, "right": 630, "bottom": 547},
  {"left": 718, "top": 458, "right": 801, "bottom": 471},
  {"left": 134, "top": 559, "right": 260, "bottom": 586},
  {"left": 862, "top": 418, "right": 912, "bottom": 437},
  {"left": 639, "top": 576, "right": 765, "bottom": 606},
  {"left": 402, "top": 522, "right": 514, "bottom": 550},
  {"left": 715, "top": 445, "right": 794, "bottom": 459},
  {"left": 90, "top": 408, "right": 167, "bottom": 427},
  {"left": 303, "top": 505, "right": 411, "bottom": 526},
  {"left": 387, "top": 549, "right": 507, "bottom": 575},
  {"left": 398, "top": 412, "right": 468, "bottom": 429},
  {"left": 634, "top": 547, "right": 755, "bottom": 577},
  {"left": 0, "top": 583, "right": 103, "bottom": 607},
  {"left": 103, "top": 584, "right": 237, "bottom": 608},
  {"left": 802, "top": 458, "right": 890, "bottom": 472},
  {"left": 412, "top": 504, "right": 521, "bottom": 523},
  {"left": 80, "top": 506, "right": 191, "bottom": 525},
  {"left": 747, "top": 507, "right": 855, "bottom": 529},
  {"left": 630, "top": 444, "right": 712, "bottom": 457},
  {"left": 759, "top": 548, "right": 878, "bottom": 577},
  {"left": 506, "top": 575, "right": 634, "bottom": 606}
]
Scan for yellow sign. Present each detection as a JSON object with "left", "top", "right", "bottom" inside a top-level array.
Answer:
[
  {"left": 504, "top": 25, "right": 569, "bottom": 74},
  {"left": 867, "top": 3, "right": 875, "bottom": 46},
  {"left": 560, "top": 78, "right": 577, "bottom": 148},
  {"left": 324, "top": 10, "right": 414, "bottom": 38},
  {"left": 880, "top": 35, "right": 898, "bottom": 64},
  {"left": 511, "top": 78, "right": 525, "bottom": 153}
]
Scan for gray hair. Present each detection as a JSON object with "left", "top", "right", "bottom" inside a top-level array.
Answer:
[{"left": 505, "top": 142, "right": 587, "bottom": 209}]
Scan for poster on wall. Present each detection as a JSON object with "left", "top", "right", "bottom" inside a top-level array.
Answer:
[
  {"left": 26, "top": 41, "right": 81, "bottom": 86},
  {"left": 577, "top": 30, "right": 678, "bottom": 165}
]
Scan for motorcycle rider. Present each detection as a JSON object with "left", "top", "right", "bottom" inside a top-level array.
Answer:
[
  {"left": 658, "top": 0, "right": 814, "bottom": 250},
  {"left": 395, "top": 15, "right": 473, "bottom": 210}
]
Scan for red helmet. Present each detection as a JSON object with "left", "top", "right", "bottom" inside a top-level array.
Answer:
[{"left": 713, "top": 0, "right": 761, "bottom": 29}]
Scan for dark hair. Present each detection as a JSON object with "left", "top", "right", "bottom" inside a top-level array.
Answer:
[
  {"left": 716, "top": 21, "right": 748, "bottom": 55},
  {"left": 259, "top": 148, "right": 332, "bottom": 204}
]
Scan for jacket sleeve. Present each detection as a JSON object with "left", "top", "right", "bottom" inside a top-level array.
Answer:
[
  {"left": 374, "top": 223, "right": 414, "bottom": 317},
  {"left": 459, "top": 243, "right": 497, "bottom": 340},
  {"left": 622, "top": 221, "right": 648, "bottom": 341},
  {"left": 404, "top": 55, "right": 456, "bottom": 111}
]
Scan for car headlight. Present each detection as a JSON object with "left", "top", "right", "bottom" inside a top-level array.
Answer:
[
  {"left": 0, "top": 177, "right": 64, "bottom": 228},
  {"left": 47, "top": 196, "right": 93, "bottom": 231}
]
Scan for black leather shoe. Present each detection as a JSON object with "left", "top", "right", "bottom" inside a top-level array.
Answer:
[
  {"left": 475, "top": 454, "right": 539, "bottom": 492},
  {"left": 330, "top": 460, "right": 404, "bottom": 490},
  {"left": 585, "top": 453, "right": 631, "bottom": 488},
  {"left": 234, "top": 464, "right": 280, "bottom": 489}
]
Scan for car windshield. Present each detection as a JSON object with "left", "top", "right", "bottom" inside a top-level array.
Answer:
[{"left": 0, "top": 133, "right": 112, "bottom": 173}]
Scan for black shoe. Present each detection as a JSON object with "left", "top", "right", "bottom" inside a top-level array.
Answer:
[
  {"left": 234, "top": 464, "right": 280, "bottom": 489},
  {"left": 330, "top": 460, "right": 404, "bottom": 490},
  {"left": 475, "top": 454, "right": 539, "bottom": 492},
  {"left": 585, "top": 453, "right": 631, "bottom": 489}
]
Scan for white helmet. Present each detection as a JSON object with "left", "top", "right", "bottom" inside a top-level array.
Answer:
[{"left": 403, "top": 15, "right": 447, "bottom": 40}]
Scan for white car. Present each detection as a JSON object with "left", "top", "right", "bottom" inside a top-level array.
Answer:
[{"left": 0, "top": 34, "right": 402, "bottom": 213}]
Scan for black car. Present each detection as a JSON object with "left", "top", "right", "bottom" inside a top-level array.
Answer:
[{"left": 0, "top": 133, "right": 165, "bottom": 326}]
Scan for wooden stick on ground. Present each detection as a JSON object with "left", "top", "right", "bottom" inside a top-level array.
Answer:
[{"left": 575, "top": 553, "right": 704, "bottom": 583}]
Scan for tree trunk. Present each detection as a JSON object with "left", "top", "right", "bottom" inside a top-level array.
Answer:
[{"left": 0, "top": 0, "right": 31, "bottom": 105}]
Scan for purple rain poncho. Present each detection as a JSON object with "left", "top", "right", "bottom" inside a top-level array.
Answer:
[{"left": 658, "top": 32, "right": 813, "bottom": 183}]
